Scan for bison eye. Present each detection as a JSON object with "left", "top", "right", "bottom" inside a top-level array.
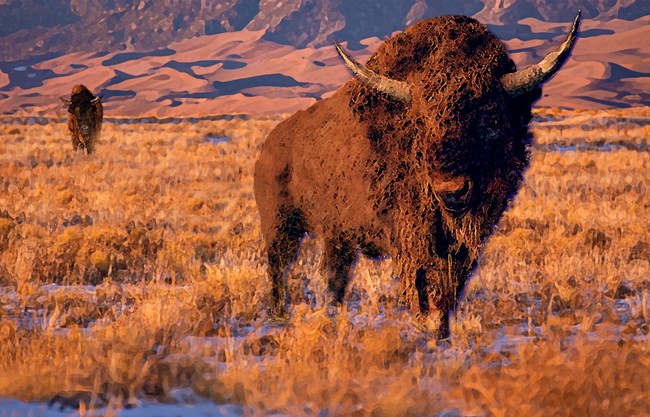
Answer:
[{"left": 432, "top": 175, "right": 473, "bottom": 213}]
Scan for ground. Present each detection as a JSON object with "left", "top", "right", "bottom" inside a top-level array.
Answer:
[{"left": 0, "top": 107, "right": 648, "bottom": 416}]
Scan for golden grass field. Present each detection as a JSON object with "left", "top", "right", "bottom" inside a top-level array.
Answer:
[{"left": 0, "top": 107, "right": 648, "bottom": 416}]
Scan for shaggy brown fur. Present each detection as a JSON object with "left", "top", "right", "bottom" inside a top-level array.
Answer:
[
  {"left": 254, "top": 16, "right": 545, "bottom": 338},
  {"left": 61, "top": 85, "right": 103, "bottom": 154}
]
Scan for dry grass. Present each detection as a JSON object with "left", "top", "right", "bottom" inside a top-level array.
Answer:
[
  {"left": 0, "top": 107, "right": 648, "bottom": 416},
  {"left": 534, "top": 106, "right": 650, "bottom": 148}
]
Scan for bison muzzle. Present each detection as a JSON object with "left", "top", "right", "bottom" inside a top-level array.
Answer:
[
  {"left": 254, "top": 12, "right": 581, "bottom": 338},
  {"left": 60, "top": 84, "right": 103, "bottom": 154}
]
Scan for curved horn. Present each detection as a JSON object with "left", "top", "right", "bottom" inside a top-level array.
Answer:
[
  {"left": 334, "top": 41, "right": 412, "bottom": 103},
  {"left": 91, "top": 96, "right": 101, "bottom": 104},
  {"left": 502, "top": 9, "right": 581, "bottom": 96}
]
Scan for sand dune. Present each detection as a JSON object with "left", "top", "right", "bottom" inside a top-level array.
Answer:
[{"left": 0, "top": 17, "right": 648, "bottom": 117}]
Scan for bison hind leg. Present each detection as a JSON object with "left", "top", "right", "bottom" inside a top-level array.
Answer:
[
  {"left": 321, "top": 235, "right": 358, "bottom": 304},
  {"left": 266, "top": 206, "right": 308, "bottom": 318}
]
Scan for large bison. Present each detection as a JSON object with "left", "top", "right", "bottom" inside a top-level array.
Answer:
[
  {"left": 60, "top": 84, "right": 103, "bottom": 154},
  {"left": 254, "top": 12, "right": 581, "bottom": 337}
]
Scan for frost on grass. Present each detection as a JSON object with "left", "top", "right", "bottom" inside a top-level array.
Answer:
[{"left": 0, "top": 109, "right": 649, "bottom": 416}]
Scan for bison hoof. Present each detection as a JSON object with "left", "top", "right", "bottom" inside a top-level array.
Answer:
[
  {"left": 413, "top": 311, "right": 450, "bottom": 341},
  {"left": 268, "top": 306, "right": 289, "bottom": 324},
  {"left": 326, "top": 302, "right": 343, "bottom": 317}
]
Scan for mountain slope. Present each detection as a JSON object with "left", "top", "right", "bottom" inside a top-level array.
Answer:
[{"left": 1, "top": 0, "right": 647, "bottom": 60}]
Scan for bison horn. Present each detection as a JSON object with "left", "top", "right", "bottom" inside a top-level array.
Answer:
[
  {"left": 335, "top": 41, "right": 412, "bottom": 103},
  {"left": 502, "top": 9, "right": 581, "bottom": 96},
  {"left": 91, "top": 96, "right": 101, "bottom": 104}
]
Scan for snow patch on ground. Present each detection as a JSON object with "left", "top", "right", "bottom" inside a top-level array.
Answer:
[{"left": 0, "top": 389, "right": 246, "bottom": 417}]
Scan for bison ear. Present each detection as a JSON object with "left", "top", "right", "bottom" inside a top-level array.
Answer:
[{"left": 60, "top": 97, "right": 71, "bottom": 106}]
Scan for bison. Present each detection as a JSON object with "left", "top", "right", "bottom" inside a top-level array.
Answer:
[
  {"left": 60, "top": 84, "right": 103, "bottom": 154},
  {"left": 254, "top": 12, "right": 581, "bottom": 338}
]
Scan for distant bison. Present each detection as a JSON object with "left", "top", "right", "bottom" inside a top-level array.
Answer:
[
  {"left": 254, "top": 12, "right": 580, "bottom": 337},
  {"left": 60, "top": 85, "right": 103, "bottom": 154}
]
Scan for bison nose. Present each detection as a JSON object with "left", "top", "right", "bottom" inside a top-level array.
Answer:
[{"left": 432, "top": 175, "right": 474, "bottom": 213}]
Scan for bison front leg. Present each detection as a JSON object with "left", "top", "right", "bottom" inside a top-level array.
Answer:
[
  {"left": 396, "top": 255, "right": 456, "bottom": 339},
  {"left": 70, "top": 130, "right": 82, "bottom": 152},
  {"left": 265, "top": 206, "right": 308, "bottom": 319},
  {"left": 417, "top": 268, "right": 456, "bottom": 339},
  {"left": 85, "top": 137, "right": 96, "bottom": 154},
  {"left": 320, "top": 235, "right": 357, "bottom": 304}
]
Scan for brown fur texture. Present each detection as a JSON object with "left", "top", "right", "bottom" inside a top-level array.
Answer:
[
  {"left": 62, "top": 85, "right": 103, "bottom": 154},
  {"left": 254, "top": 16, "right": 544, "bottom": 338}
]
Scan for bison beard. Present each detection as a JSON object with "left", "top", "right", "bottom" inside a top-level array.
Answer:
[
  {"left": 254, "top": 14, "right": 579, "bottom": 338},
  {"left": 61, "top": 84, "right": 103, "bottom": 154}
]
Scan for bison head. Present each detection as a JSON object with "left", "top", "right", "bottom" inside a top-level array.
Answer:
[{"left": 335, "top": 12, "right": 580, "bottom": 253}]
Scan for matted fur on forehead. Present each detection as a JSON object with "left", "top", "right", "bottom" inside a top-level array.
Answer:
[
  {"left": 71, "top": 84, "right": 94, "bottom": 98},
  {"left": 364, "top": 16, "right": 516, "bottom": 92}
]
